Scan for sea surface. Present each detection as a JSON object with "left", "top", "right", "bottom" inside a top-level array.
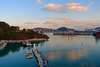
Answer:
[{"left": 0, "top": 34, "right": 100, "bottom": 67}]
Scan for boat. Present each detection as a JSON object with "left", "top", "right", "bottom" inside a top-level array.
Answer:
[
  {"left": 22, "top": 41, "right": 27, "bottom": 45},
  {"left": 0, "top": 41, "right": 2, "bottom": 45},
  {"left": 26, "top": 40, "right": 32, "bottom": 46},
  {"left": 26, "top": 56, "right": 33, "bottom": 59},
  {"left": 94, "top": 27, "right": 100, "bottom": 36},
  {"left": 25, "top": 51, "right": 32, "bottom": 54},
  {"left": 26, "top": 54, "right": 31, "bottom": 56},
  {"left": 96, "top": 32, "right": 100, "bottom": 36}
]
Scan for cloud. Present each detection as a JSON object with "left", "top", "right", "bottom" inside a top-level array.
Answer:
[
  {"left": 38, "top": 16, "right": 40, "bottom": 18},
  {"left": 91, "top": 17, "right": 96, "bottom": 19},
  {"left": 73, "top": 21, "right": 93, "bottom": 25},
  {"left": 73, "top": 21, "right": 100, "bottom": 29},
  {"left": 90, "top": 2, "right": 94, "bottom": 4},
  {"left": 67, "top": 3, "right": 88, "bottom": 12},
  {"left": 60, "top": 17, "right": 71, "bottom": 23},
  {"left": 25, "top": 21, "right": 38, "bottom": 24},
  {"left": 47, "top": 16, "right": 100, "bottom": 29},
  {"left": 43, "top": 4, "right": 63, "bottom": 13},
  {"left": 48, "top": 16, "right": 57, "bottom": 19},
  {"left": 74, "top": 21, "right": 81, "bottom": 24},
  {"left": 48, "top": 16, "right": 71, "bottom": 23},
  {"left": 36, "top": 0, "right": 42, "bottom": 3},
  {"left": 44, "top": 21, "right": 58, "bottom": 25},
  {"left": 43, "top": 3, "right": 88, "bottom": 13},
  {"left": 87, "top": 2, "right": 94, "bottom": 7},
  {"left": 16, "top": 15, "right": 24, "bottom": 18}
]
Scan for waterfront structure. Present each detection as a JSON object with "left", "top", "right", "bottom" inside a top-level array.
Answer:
[
  {"left": 94, "top": 27, "right": 100, "bottom": 36},
  {"left": 53, "top": 30, "right": 95, "bottom": 35}
]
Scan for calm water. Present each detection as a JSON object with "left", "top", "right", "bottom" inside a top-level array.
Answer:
[{"left": 0, "top": 34, "right": 100, "bottom": 67}]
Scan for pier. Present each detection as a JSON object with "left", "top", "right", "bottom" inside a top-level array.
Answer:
[{"left": 32, "top": 45, "right": 49, "bottom": 67}]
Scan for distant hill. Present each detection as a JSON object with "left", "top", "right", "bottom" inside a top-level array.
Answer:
[
  {"left": 57, "top": 27, "right": 75, "bottom": 32},
  {"left": 33, "top": 27, "right": 75, "bottom": 33}
]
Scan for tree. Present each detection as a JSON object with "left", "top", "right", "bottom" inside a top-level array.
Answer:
[
  {"left": 40, "top": 31, "right": 43, "bottom": 34},
  {"left": 0, "top": 21, "right": 10, "bottom": 29},
  {"left": 10, "top": 26, "right": 19, "bottom": 31},
  {"left": 22, "top": 28, "right": 26, "bottom": 32}
]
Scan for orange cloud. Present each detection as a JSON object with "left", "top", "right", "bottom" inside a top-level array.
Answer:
[
  {"left": 43, "top": 3, "right": 88, "bottom": 13},
  {"left": 90, "top": 2, "right": 94, "bottom": 4},
  {"left": 73, "top": 20, "right": 100, "bottom": 29},
  {"left": 91, "top": 17, "right": 96, "bottom": 19},
  {"left": 48, "top": 16, "right": 57, "bottom": 19},
  {"left": 67, "top": 3, "right": 88, "bottom": 12},
  {"left": 36, "top": 0, "right": 42, "bottom": 3},
  {"left": 48, "top": 16, "right": 71, "bottom": 23},
  {"left": 60, "top": 17, "right": 71, "bottom": 23},
  {"left": 74, "top": 21, "right": 81, "bottom": 23},
  {"left": 43, "top": 4, "right": 62, "bottom": 13},
  {"left": 25, "top": 21, "right": 38, "bottom": 24},
  {"left": 44, "top": 21, "right": 58, "bottom": 25}
]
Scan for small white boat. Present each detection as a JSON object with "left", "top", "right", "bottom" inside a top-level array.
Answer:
[
  {"left": 26, "top": 40, "right": 32, "bottom": 46},
  {"left": 25, "top": 51, "right": 32, "bottom": 54},
  {"left": 26, "top": 56, "right": 33, "bottom": 59},
  {"left": 27, "top": 43, "right": 32, "bottom": 46}
]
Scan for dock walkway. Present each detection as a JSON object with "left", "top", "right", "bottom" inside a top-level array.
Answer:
[{"left": 32, "top": 47, "right": 48, "bottom": 67}]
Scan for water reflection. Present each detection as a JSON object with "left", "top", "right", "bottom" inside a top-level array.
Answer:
[
  {"left": 0, "top": 35, "right": 100, "bottom": 67},
  {"left": 0, "top": 41, "right": 48, "bottom": 57},
  {"left": 94, "top": 36, "right": 100, "bottom": 43},
  {"left": 47, "top": 52, "right": 62, "bottom": 61},
  {"left": 67, "top": 50, "right": 88, "bottom": 61},
  {"left": 0, "top": 43, "right": 23, "bottom": 57}
]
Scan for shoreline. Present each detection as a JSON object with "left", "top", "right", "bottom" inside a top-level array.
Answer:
[{"left": 0, "top": 38, "right": 48, "bottom": 43}]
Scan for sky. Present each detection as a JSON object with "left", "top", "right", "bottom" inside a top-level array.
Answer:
[{"left": 0, "top": 0, "right": 100, "bottom": 30}]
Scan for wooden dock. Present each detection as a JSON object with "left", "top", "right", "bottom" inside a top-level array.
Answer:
[{"left": 32, "top": 47, "right": 49, "bottom": 67}]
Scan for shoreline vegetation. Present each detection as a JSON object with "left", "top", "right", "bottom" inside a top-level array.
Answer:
[{"left": 0, "top": 21, "right": 49, "bottom": 40}]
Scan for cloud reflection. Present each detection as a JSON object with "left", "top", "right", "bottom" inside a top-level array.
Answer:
[
  {"left": 47, "top": 52, "right": 62, "bottom": 61},
  {"left": 67, "top": 50, "right": 88, "bottom": 61}
]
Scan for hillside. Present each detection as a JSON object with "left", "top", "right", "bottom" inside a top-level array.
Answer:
[{"left": 0, "top": 21, "right": 49, "bottom": 40}]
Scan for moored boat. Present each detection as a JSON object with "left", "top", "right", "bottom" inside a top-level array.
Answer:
[
  {"left": 26, "top": 54, "right": 31, "bottom": 56},
  {"left": 96, "top": 32, "right": 100, "bottom": 36},
  {"left": 94, "top": 27, "right": 100, "bottom": 37},
  {"left": 25, "top": 51, "right": 32, "bottom": 54},
  {"left": 26, "top": 40, "right": 32, "bottom": 46},
  {"left": 26, "top": 56, "right": 33, "bottom": 59}
]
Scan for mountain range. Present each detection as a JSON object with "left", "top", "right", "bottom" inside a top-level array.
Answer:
[{"left": 33, "top": 27, "right": 75, "bottom": 32}]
